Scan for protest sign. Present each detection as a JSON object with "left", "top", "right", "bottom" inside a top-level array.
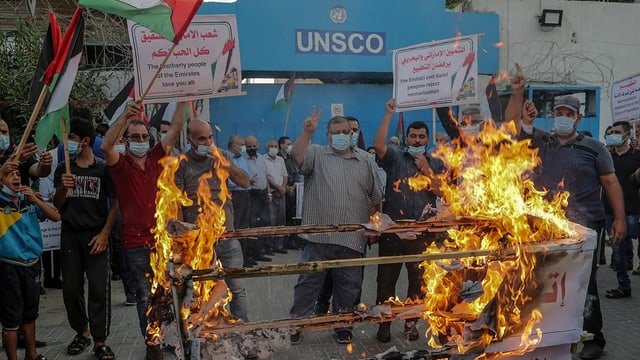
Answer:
[
  {"left": 392, "top": 34, "right": 479, "bottom": 112},
  {"left": 40, "top": 218, "right": 61, "bottom": 251},
  {"left": 611, "top": 74, "right": 640, "bottom": 122},
  {"left": 128, "top": 15, "right": 241, "bottom": 103}
]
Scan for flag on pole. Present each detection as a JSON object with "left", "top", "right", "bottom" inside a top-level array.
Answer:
[
  {"left": 28, "top": 11, "right": 62, "bottom": 106},
  {"left": 104, "top": 78, "right": 151, "bottom": 126},
  {"left": 272, "top": 73, "right": 296, "bottom": 110},
  {"left": 395, "top": 112, "right": 405, "bottom": 149},
  {"left": 149, "top": 101, "right": 197, "bottom": 129},
  {"left": 79, "top": 0, "right": 203, "bottom": 44},
  {"left": 34, "top": 7, "right": 84, "bottom": 150}
]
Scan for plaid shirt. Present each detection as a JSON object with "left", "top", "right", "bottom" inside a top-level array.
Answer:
[{"left": 298, "top": 145, "right": 382, "bottom": 253}]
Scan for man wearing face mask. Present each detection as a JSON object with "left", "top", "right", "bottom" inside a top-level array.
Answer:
[
  {"left": 53, "top": 117, "right": 117, "bottom": 360},
  {"left": 506, "top": 65, "right": 625, "bottom": 360},
  {"left": 264, "top": 139, "right": 288, "bottom": 254},
  {"left": 277, "top": 136, "right": 300, "bottom": 250},
  {"left": 244, "top": 135, "right": 272, "bottom": 262},
  {"left": 227, "top": 135, "right": 255, "bottom": 266},
  {"left": 174, "top": 119, "right": 250, "bottom": 323},
  {"left": 159, "top": 120, "right": 181, "bottom": 156},
  {"left": 101, "top": 101, "right": 187, "bottom": 360},
  {"left": 601, "top": 121, "right": 640, "bottom": 299},
  {"left": 372, "top": 99, "right": 445, "bottom": 343},
  {"left": 289, "top": 110, "right": 382, "bottom": 345}
]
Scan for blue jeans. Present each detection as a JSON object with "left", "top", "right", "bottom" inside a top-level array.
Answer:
[
  {"left": 606, "top": 214, "right": 639, "bottom": 290},
  {"left": 289, "top": 242, "right": 363, "bottom": 333},
  {"left": 215, "top": 239, "right": 248, "bottom": 322},
  {"left": 124, "top": 247, "right": 153, "bottom": 337}
]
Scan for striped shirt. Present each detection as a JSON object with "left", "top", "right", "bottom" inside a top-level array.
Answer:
[{"left": 298, "top": 145, "right": 382, "bottom": 253}]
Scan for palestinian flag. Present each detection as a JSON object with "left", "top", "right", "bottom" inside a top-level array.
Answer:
[
  {"left": 149, "top": 101, "right": 197, "bottom": 130},
  {"left": 34, "top": 7, "right": 84, "bottom": 151},
  {"left": 273, "top": 73, "right": 295, "bottom": 110},
  {"left": 104, "top": 78, "right": 150, "bottom": 126},
  {"left": 28, "top": 11, "right": 62, "bottom": 106},
  {"left": 79, "top": 0, "right": 203, "bottom": 44}
]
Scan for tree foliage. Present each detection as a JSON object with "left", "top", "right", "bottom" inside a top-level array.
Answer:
[{"left": 0, "top": 17, "right": 109, "bottom": 143}]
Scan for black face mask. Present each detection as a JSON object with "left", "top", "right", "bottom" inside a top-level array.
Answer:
[{"left": 246, "top": 148, "right": 258, "bottom": 157}]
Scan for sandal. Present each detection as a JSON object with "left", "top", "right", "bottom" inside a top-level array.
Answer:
[
  {"left": 605, "top": 288, "right": 631, "bottom": 298},
  {"left": 94, "top": 345, "right": 115, "bottom": 360},
  {"left": 67, "top": 334, "right": 92, "bottom": 355}
]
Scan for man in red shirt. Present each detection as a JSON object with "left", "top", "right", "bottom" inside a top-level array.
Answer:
[{"left": 101, "top": 101, "right": 186, "bottom": 360}]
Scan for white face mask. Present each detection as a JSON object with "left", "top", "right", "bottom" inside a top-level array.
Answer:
[
  {"left": 407, "top": 145, "right": 425, "bottom": 157},
  {"left": 268, "top": 148, "right": 279, "bottom": 157},
  {"left": 460, "top": 122, "right": 482, "bottom": 137},
  {"left": 285, "top": 145, "right": 293, "bottom": 154},
  {"left": 128, "top": 142, "right": 150, "bottom": 157},
  {"left": 114, "top": 144, "right": 126, "bottom": 154},
  {"left": 195, "top": 144, "right": 210, "bottom": 157},
  {"left": 553, "top": 116, "right": 575, "bottom": 136},
  {"left": 330, "top": 134, "right": 351, "bottom": 151}
]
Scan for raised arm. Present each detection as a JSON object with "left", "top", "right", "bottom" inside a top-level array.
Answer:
[
  {"left": 292, "top": 106, "right": 323, "bottom": 167},
  {"left": 160, "top": 102, "right": 187, "bottom": 152},
  {"left": 101, "top": 102, "right": 142, "bottom": 166},
  {"left": 373, "top": 99, "right": 395, "bottom": 160},
  {"left": 505, "top": 63, "right": 527, "bottom": 134}
]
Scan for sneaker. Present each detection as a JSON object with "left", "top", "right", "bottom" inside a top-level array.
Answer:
[
  {"left": 579, "top": 341, "right": 603, "bottom": 359},
  {"left": 376, "top": 322, "right": 391, "bottom": 343},
  {"left": 404, "top": 320, "right": 419, "bottom": 341},
  {"left": 336, "top": 330, "right": 352, "bottom": 344},
  {"left": 290, "top": 331, "right": 301, "bottom": 345}
]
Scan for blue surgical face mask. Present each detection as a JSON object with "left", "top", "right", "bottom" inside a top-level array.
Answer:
[
  {"left": 195, "top": 144, "right": 210, "bottom": 157},
  {"left": 0, "top": 135, "right": 10, "bottom": 152},
  {"left": 350, "top": 132, "right": 359, "bottom": 148},
  {"left": 160, "top": 133, "right": 167, "bottom": 141},
  {"left": 128, "top": 142, "right": 150, "bottom": 157},
  {"left": 240, "top": 145, "right": 247, "bottom": 154},
  {"left": 67, "top": 140, "right": 81, "bottom": 158},
  {"left": 553, "top": 116, "right": 576, "bottom": 136},
  {"left": 407, "top": 145, "right": 426, "bottom": 157},
  {"left": 605, "top": 134, "right": 624, "bottom": 147},
  {"left": 285, "top": 145, "right": 293, "bottom": 155},
  {"left": 268, "top": 147, "right": 279, "bottom": 157},
  {"left": 2, "top": 184, "right": 22, "bottom": 200},
  {"left": 330, "top": 133, "right": 351, "bottom": 151},
  {"left": 114, "top": 144, "right": 126, "bottom": 154}
]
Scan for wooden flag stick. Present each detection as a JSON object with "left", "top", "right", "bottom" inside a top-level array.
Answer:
[
  {"left": 283, "top": 101, "right": 292, "bottom": 136},
  {"left": 140, "top": 42, "right": 178, "bottom": 103},
  {"left": 15, "top": 85, "right": 48, "bottom": 155},
  {"left": 60, "top": 117, "right": 72, "bottom": 195}
]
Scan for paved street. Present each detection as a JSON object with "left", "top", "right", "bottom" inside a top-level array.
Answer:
[{"left": 4, "top": 241, "right": 639, "bottom": 360}]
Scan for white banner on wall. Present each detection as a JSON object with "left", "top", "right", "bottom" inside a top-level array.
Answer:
[{"left": 392, "top": 34, "right": 479, "bottom": 112}]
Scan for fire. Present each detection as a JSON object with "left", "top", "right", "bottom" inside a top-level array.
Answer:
[
  {"left": 147, "top": 145, "right": 239, "bottom": 346},
  {"left": 404, "top": 121, "right": 574, "bottom": 356},
  {"left": 494, "top": 41, "right": 504, "bottom": 48},
  {"left": 346, "top": 343, "right": 353, "bottom": 354}
]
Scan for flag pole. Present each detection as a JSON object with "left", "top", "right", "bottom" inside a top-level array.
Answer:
[
  {"left": 16, "top": 86, "right": 49, "bottom": 155},
  {"left": 60, "top": 117, "right": 73, "bottom": 195},
  {"left": 140, "top": 42, "right": 178, "bottom": 102},
  {"left": 283, "top": 101, "right": 292, "bottom": 136}
]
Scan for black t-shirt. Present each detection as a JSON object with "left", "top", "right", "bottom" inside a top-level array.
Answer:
[
  {"left": 603, "top": 148, "right": 640, "bottom": 215},
  {"left": 54, "top": 157, "right": 114, "bottom": 230}
]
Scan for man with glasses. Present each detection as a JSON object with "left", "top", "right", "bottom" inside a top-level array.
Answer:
[{"left": 101, "top": 101, "right": 187, "bottom": 360}]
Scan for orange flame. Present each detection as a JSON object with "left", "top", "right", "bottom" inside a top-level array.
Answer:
[
  {"left": 148, "top": 145, "right": 239, "bottom": 343},
  {"left": 409, "top": 122, "right": 573, "bottom": 355}
]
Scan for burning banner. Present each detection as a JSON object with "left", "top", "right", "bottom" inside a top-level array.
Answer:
[{"left": 146, "top": 119, "right": 595, "bottom": 360}]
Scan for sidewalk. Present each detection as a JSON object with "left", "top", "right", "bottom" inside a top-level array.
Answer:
[{"left": 6, "top": 242, "right": 640, "bottom": 359}]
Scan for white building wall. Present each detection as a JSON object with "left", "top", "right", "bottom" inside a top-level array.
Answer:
[{"left": 469, "top": 0, "right": 640, "bottom": 133}]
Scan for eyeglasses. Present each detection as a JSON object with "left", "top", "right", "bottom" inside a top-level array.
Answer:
[{"left": 127, "top": 134, "right": 149, "bottom": 141}]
